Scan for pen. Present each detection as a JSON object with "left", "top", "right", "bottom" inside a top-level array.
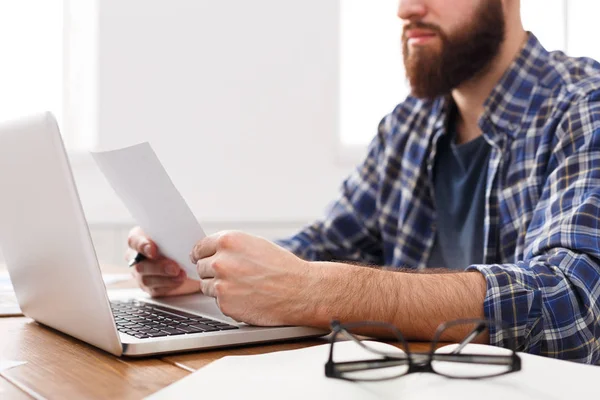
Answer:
[{"left": 128, "top": 252, "right": 147, "bottom": 267}]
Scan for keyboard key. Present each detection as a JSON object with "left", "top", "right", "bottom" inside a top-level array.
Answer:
[
  {"left": 128, "top": 327, "right": 144, "bottom": 332},
  {"left": 143, "top": 318, "right": 158, "bottom": 323},
  {"left": 175, "top": 326, "right": 199, "bottom": 333},
  {"left": 189, "top": 318, "right": 214, "bottom": 323},
  {"left": 185, "top": 326, "right": 207, "bottom": 333},
  {"left": 189, "top": 324, "right": 220, "bottom": 332},
  {"left": 136, "top": 327, "right": 157, "bottom": 332},
  {"left": 160, "top": 328, "right": 187, "bottom": 335},
  {"left": 146, "top": 331, "right": 169, "bottom": 338},
  {"left": 216, "top": 325, "right": 239, "bottom": 330},
  {"left": 111, "top": 301, "right": 231, "bottom": 337},
  {"left": 134, "top": 333, "right": 150, "bottom": 339}
]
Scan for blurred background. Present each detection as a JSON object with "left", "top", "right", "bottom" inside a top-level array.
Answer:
[{"left": 0, "top": 0, "right": 597, "bottom": 266}]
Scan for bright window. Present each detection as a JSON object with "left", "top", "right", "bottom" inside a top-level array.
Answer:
[
  {"left": 0, "top": 1, "right": 63, "bottom": 128},
  {"left": 521, "top": 0, "right": 566, "bottom": 51},
  {"left": 567, "top": 0, "right": 600, "bottom": 61},
  {"left": 339, "top": 0, "right": 407, "bottom": 147}
]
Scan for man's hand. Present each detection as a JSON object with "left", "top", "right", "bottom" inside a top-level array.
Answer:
[
  {"left": 189, "top": 231, "right": 487, "bottom": 341},
  {"left": 190, "top": 231, "right": 315, "bottom": 326},
  {"left": 127, "top": 226, "right": 201, "bottom": 297}
]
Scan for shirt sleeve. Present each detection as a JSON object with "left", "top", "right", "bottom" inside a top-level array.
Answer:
[
  {"left": 467, "top": 90, "right": 600, "bottom": 363},
  {"left": 275, "top": 116, "right": 391, "bottom": 264}
]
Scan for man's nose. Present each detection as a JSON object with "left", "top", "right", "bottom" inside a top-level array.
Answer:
[{"left": 397, "top": 0, "right": 428, "bottom": 22}]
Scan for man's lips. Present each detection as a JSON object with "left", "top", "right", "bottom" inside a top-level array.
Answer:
[{"left": 405, "top": 29, "right": 438, "bottom": 44}]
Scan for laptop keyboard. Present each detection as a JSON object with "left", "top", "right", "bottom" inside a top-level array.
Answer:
[{"left": 110, "top": 300, "right": 239, "bottom": 339}]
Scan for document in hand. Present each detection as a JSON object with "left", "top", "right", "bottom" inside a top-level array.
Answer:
[
  {"left": 147, "top": 341, "right": 600, "bottom": 400},
  {"left": 92, "top": 143, "right": 205, "bottom": 280}
]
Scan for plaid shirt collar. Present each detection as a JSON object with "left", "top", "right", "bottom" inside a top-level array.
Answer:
[
  {"left": 481, "top": 33, "right": 545, "bottom": 139},
  {"left": 429, "top": 33, "right": 548, "bottom": 145}
]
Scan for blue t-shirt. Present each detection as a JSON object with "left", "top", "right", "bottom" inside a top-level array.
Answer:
[{"left": 428, "top": 126, "right": 491, "bottom": 270}]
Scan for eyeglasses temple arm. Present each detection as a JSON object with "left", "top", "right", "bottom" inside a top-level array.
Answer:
[{"left": 451, "top": 322, "right": 487, "bottom": 354}]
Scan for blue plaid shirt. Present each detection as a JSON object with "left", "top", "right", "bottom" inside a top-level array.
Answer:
[{"left": 278, "top": 34, "right": 600, "bottom": 364}]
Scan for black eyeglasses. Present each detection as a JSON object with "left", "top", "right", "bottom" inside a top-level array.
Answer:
[{"left": 325, "top": 319, "right": 521, "bottom": 381}]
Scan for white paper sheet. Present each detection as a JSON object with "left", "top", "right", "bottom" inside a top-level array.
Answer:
[
  {"left": 0, "top": 271, "right": 21, "bottom": 316},
  {"left": 92, "top": 143, "right": 205, "bottom": 280},
  {"left": 147, "top": 342, "right": 600, "bottom": 400},
  {"left": 0, "top": 271, "right": 12, "bottom": 291},
  {"left": 0, "top": 360, "right": 26, "bottom": 373}
]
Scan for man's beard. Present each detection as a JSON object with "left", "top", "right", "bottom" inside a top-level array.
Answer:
[{"left": 402, "top": 0, "right": 505, "bottom": 99}]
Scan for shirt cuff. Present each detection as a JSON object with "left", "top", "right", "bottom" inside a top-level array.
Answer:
[{"left": 466, "top": 263, "right": 544, "bottom": 354}]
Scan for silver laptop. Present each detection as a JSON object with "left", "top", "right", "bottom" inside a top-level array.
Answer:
[{"left": 0, "top": 112, "right": 325, "bottom": 356}]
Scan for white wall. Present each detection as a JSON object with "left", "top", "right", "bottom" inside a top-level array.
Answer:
[
  {"left": 73, "top": 0, "right": 356, "bottom": 233},
  {"left": 66, "top": 0, "right": 600, "bottom": 265}
]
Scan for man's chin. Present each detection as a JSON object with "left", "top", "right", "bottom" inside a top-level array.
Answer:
[{"left": 405, "top": 48, "right": 441, "bottom": 66}]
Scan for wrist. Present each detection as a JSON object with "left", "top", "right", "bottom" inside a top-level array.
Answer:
[
  {"left": 296, "top": 261, "right": 376, "bottom": 328},
  {"left": 288, "top": 260, "right": 332, "bottom": 328}
]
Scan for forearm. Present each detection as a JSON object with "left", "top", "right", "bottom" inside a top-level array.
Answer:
[{"left": 301, "top": 261, "right": 487, "bottom": 342}]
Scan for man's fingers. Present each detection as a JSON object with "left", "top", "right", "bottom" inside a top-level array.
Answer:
[
  {"left": 144, "top": 286, "right": 174, "bottom": 298},
  {"left": 190, "top": 234, "right": 220, "bottom": 264},
  {"left": 190, "top": 231, "right": 247, "bottom": 264},
  {"left": 127, "top": 226, "right": 156, "bottom": 259},
  {"left": 196, "top": 255, "right": 218, "bottom": 279},
  {"left": 134, "top": 260, "right": 183, "bottom": 277},
  {"left": 140, "top": 274, "right": 185, "bottom": 288},
  {"left": 200, "top": 278, "right": 217, "bottom": 298}
]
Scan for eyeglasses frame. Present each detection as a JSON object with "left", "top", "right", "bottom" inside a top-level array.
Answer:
[{"left": 325, "top": 318, "right": 522, "bottom": 382}]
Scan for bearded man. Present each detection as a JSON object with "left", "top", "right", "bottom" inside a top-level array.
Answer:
[{"left": 127, "top": 0, "right": 600, "bottom": 363}]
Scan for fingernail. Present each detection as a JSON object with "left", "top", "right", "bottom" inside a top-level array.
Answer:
[
  {"left": 166, "top": 264, "right": 179, "bottom": 276},
  {"left": 143, "top": 244, "right": 152, "bottom": 257}
]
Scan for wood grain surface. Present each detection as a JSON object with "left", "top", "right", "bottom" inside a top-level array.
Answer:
[{"left": 1, "top": 264, "right": 448, "bottom": 399}]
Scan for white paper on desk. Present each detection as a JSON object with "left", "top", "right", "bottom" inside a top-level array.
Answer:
[
  {"left": 0, "top": 271, "right": 21, "bottom": 316},
  {"left": 147, "top": 342, "right": 600, "bottom": 400},
  {"left": 0, "top": 360, "right": 26, "bottom": 373},
  {"left": 92, "top": 143, "right": 205, "bottom": 280}
]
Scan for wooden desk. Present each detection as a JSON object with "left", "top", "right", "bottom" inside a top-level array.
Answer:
[{"left": 0, "top": 268, "right": 439, "bottom": 399}]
